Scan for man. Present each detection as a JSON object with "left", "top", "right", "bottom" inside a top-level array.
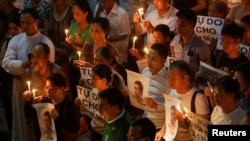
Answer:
[
  {"left": 99, "top": 87, "right": 130, "bottom": 141},
  {"left": 2, "top": 8, "right": 55, "bottom": 141},
  {"left": 134, "top": 0, "right": 178, "bottom": 46},
  {"left": 170, "top": 9, "right": 211, "bottom": 74}
]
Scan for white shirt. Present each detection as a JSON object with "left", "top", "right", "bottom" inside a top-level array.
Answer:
[
  {"left": 211, "top": 106, "right": 246, "bottom": 125},
  {"left": 2, "top": 32, "right": 55, "bottom": 75},
  {"left": 141, "top": 6, "right": 178, "bottom": 45}
]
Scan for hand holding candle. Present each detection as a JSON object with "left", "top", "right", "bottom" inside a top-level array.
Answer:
[
  {"left": 132, "top": 36, "right": 137, "bottom": 49},
  {"left": 27, "top": 81, "right": 31, "bottom": 91}
]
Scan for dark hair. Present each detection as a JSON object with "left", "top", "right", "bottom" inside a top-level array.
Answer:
[
  {"left": 134, "top": 81, "right": 143, "bottom": 93},
  {"left": 215, "top": 75, "right": 240, "bottom": 100},
  {"left": 92, "top": 64, "right": 112, "bottom": 82},
  {"left": 176, "top": 9, "right": 197, "bottom": 25},
  {"left": 8, "top": 12, "right": 21, "bottom": 27},
  {"left": 234, "top": 62, "right": 250, "bottom": 86},
  {"left": 150, "top": 43, "right": 168, "bottom": 59},
  {"left": 154, "top": 24, "right": 170, "bottom": 38},
  {"left": 209, "top": 0, "right": 228, "bottom": 18},
  {"left": 221, "top": 22, "right": 244, "bottom": 40},
  {"left": 99, "top": 87, "right": 125, "bottom": 110},
  {"left": 33, "top": 42, "right": 50, "bottom": 55},
  {"left": 131, "top": 118, "right": 156, "bottom": 141},
  {"left": 91, "top": 17, "right": 110, "bottom": 36},
  {"left": 21, "top": 8, "right": 39, "bottom": 20},
  {"left": 46, "top": 73, "right": 67, "bottom": 88},
  {"left": 169, "top": 60, "right": 191, "bottom": 76},
  {"left": 95, "top": 47, "right": 117, "bottom": 65},
  {"left": 73, "top": 0, "right": 93, "bottom": 23},
  {"left": 241, "top": 15, "right": 250, "bottom": 27}
]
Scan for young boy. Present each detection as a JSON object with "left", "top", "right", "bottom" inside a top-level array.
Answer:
[
  {"left": 99, "top": 87, "right": 130, "bottom": 141},
  {"left": 155, "top": 60, "right": 210, "bottom": 141},
  {"left": 142, "top": 43, "right": 169, "bottom": 129}
]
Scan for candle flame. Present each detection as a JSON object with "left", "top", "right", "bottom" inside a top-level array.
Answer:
[
  {"left": 65, "top": 29, "right": 69, "bottom": 36},
  {"left": 144, "top": 47, "right": 148, "bottom": 54},
  {"left": 138, "top": 8, "right": 144, "bottom": 15}
]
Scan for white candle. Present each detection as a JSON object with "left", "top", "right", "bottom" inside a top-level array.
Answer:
[
  {"left": 32, "top": 89, "right": 36, "bottom": 99},
  {"left": 65, "top": 29, "right": 69, "bottom": 37},
  {"left": 132, "top": 36, "right": 137, "bottom": 49},
  {"left": 144, "top": 47, "right": 148, "bottom": 59},
  {"left": 27, "top": 81, "right": 31, "bottom": 92},
  {"left": 138, "top": 8, "right": 144, "bottom": 21},
  {"left": 77, "top": 51, "right": 82, "bottom": 60}
]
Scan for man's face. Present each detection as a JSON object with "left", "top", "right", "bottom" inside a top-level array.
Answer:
[
  {"left": 31, "top": 46, "right": 49, "bottom": 71},
  {"left": 20, "top": 13, "right": 39, "bottom": 35},
  {"left": 127, "top": 126, "right": 146, "bottom": 141},
  {"left": 153, "top": 0, "right": 168, "bottom": 11},
  {"left": 221, "top": 35, "right": 240, "bottom": 54},
  {"left": 99, "top": 98, "right": 117, "bottom": 121},
  {"left": 176, "top": 18, "right": 194, "bottom": 37},
  {"left": 147, "top": 48, "right": 166, "bottom": 75},
  {"left": 168, "top": 68, "right": 188, "bottom": 90}
]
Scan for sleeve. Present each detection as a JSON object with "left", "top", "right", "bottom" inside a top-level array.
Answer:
[
  {"left": 195, "top": 93, "right": 210, "bottom": 115},
  {"left": 2, "top": 37, "right": 25, "bottom": 75},
  {"left": 118, "top": 11, "right": 131, "bottom": 36}
]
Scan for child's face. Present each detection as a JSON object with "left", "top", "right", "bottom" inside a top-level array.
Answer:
[
  {"left": 99, "top": 98, "right": 118, "bottom": 121},
  {"left": 91, "top": 73, "right": 107, "bottom": 90},
  {"left": 153, "top": 31, "right": 166, "bottom": 44},
  {"left": 147, "top": 48, "right": 166, "bottom": 75},
  {"left": 168, "top": 68, "right": 187, "bottom": 90}
]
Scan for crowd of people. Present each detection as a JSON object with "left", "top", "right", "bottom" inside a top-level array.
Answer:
[{"left": 0, "top": 0, "right": 250, "bottom": 141}]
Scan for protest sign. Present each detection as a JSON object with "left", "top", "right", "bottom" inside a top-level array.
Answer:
[
  {"left": 195, "top": 16, "right": 224, "bottom": 45},
  {"left": 77, "top": 86, "right": 101, "bottom": 119},
  {"left": 32, "top": 103, "right": 57, "bottom": 141},
  {"left": 197, "top": 61, "right": 227, "bottom": 89},
  {"left": 126, "top": 69, "right": 152, "bottom": 110},
  {"left": 79, "top": 67, "right": 92, "bottom": 89},
  {"left": 163, "top": 94, "right": 181, "bottom": 141},
  {"left": 184, "top": 108, "right": 212, "bottom": 141}
]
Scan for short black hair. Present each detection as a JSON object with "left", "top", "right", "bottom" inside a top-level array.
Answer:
[
  {"left": 92, "top": 64, "right": 112, "bottom": 82},
  {"left": 176, "top": 9, "right": 197, "bottom": 25},
  {"left": 99, "top": 87, "right": 125, "bottom": 110},
  {"left": 131, "top": 118, "right": 156, "bottom": 141},
  {"left": 150, "top": 43, "right": 168, "bottom": 59},
  {"left": 8, "top": 12, "right": 21, "bottom": 27},
  {"left": 215, "top": 75, "right": 240, "bottom": 100},
  {"left": 21, "top": 8, "right": 39, "bottom": 20},
  {"left": 221, "top": 22, "right": 244, "bottom": 40},
  {"left": 154, "top": 24, "right": 170, "bottom": 38},
  {"left": 241, "top": 15, "right": 250, "bottom": 27},
  {"left": 169, "top": 60, "right": 191, "bottom": 76},
  {"left": 46, "top": 73, "right": 67, "bottom": 88}
]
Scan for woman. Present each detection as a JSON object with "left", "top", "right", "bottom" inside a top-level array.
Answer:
[{"left": 44, "top": 0, "right": 73, "bottom": 66}]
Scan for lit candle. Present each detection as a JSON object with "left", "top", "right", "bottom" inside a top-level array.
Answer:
[
  {"left": 32, "top": 89, "right": 36, "bottom": 99},
  {"left": 138, "top": 8, "right": 144, "bottom": 21},
  {"left": 65, "top": 29, "right": 69, "bottom": 37},
  {"left": 77, "top": 51, "right": 81, "bottom": 60},
  {"left": 27, "top": 81, "right": 31, "bottom": 91},
  {"left": 144, "top": 47, "right": 148, "bottom": 59},
  {"left": 132, "top": 36, "right": 137, "bottom": 49}
]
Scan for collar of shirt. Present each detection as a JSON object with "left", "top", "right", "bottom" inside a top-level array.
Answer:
[
  {"left": 143, "top": 66, "right": 167, "bottom": 78},
  {"left": 151, "top": 6, "right": 176, "bottom": 19},
  {"left": 106, "top": 109, "right": 125, "bottom": 124}
]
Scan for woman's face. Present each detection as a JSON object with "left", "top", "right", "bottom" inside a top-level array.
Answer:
[
  {"left": 153, "top": 31, "right": 166, "bottom": 44},
  {"left": 91, "top": 73, "right": 107, "bottom": 90},
  {"left": 90, "top": 23, "right": 106, "bottom": 43},
  {"left": 72, "top": 5, "right": 88, "bottom": 23},
  {"left": 45, "top": 80, "right": 64, "bottom": 99},
  {"left": 234, "top": 71, "right": 248, "bottom": 92},
  {"left": 94, "top": 53, "right": 111, "bottom": 67},
  {"left": 8, "top": 22, "right": 23, "bottom": 37}
]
